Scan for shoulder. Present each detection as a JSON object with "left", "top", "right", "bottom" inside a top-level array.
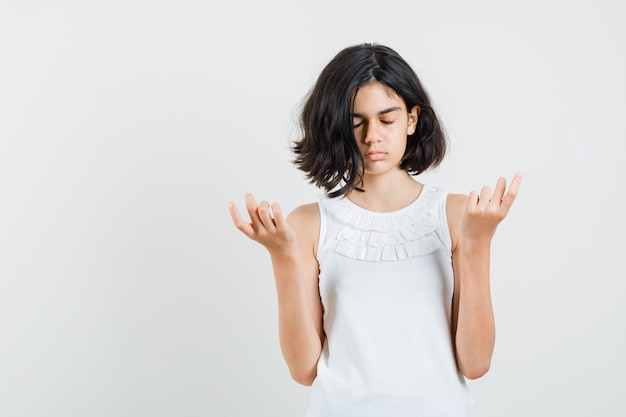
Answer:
[
  {"left": 287, "top": 202, "right": 320, "bottom": 252},
  {"left": 287, "top": 202, "right": 320, "bottom": 226},
  {"left": 445, "top": 193, "right": 468, "bottom": 251},
  {"left": 446, "top": 193, "right": 468, "bottom": 216}
]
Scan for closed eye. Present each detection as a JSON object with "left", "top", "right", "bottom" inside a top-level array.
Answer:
[{"left": 353, "top": 118, "right": 395, "bottom": 128}]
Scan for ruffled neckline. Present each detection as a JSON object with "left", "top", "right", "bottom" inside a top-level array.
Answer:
[{"left": 321, "top": 184, "right": 444, "bottom": 262}]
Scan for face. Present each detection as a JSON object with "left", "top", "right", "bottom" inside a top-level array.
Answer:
[{"left": 351, "top": 82, "right": 419, "bottom": 177}]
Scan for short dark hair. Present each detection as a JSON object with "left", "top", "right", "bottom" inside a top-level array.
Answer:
[{"left": 292, "top": 43, "right": 446, "bottom": 198}]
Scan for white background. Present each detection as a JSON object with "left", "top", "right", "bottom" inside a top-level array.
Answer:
[{"left": 1, "top": 1, "right": 624, "bottom": 416}]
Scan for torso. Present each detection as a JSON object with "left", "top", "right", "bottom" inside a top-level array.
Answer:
[{"left": 303, "top": 184, "right": 472, "bottom": 417}]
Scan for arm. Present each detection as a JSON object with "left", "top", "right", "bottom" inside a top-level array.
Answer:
[
  {"left": 447, "top": 174, "right": 521, "bottom": 379},
  {"left": 229, "top": 194, "right": 323, "bottom": 385}
]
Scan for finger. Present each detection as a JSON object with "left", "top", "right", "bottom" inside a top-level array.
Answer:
[
  {"left": 271, "top": 202, "right": 288, "bottom": 232},
  {"left": 478, "top": 186, "right": 491, "bottom": 207},
  {"left": 228, "top": 201, "right": 255, "bottom": 237},
  {"left": 466, "top": 190, "right": 479, "bottom": 211},
  {"left": 244, "top": 193, "right": 264, "bottom": 230},
  {"left": 500, "top": 172, "right": 522, "bottom": 213},
  {"left": 257, "top": 200, "right": 276, "bottom": 232},
  {"left": 490, "top": 177, "right": 506, "bottom": 205}
]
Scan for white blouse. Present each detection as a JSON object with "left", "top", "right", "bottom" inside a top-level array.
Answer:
[{"left": 306, "top": 184, "right": 472, "bottom": 417}]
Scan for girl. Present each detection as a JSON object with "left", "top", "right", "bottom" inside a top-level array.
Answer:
[{"left": 229, "top": 43, "right": 521, "bottom": 417}]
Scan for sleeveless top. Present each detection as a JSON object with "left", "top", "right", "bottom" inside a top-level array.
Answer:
[{"left": 305, "top": 184, "right": 472, "bottom": 417}]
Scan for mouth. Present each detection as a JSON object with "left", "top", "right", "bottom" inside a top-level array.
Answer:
[{"left": 364, "top": 151, "right": 386, "bottom": 161}]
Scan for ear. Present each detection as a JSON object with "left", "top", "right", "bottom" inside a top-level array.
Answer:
[{"left": 407, "top": 105, "right": 420, "bottom": 135}]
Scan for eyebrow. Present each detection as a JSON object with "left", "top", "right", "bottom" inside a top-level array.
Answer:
[{"left": 352, "top": 106, "right": 403, "bottom": 118}]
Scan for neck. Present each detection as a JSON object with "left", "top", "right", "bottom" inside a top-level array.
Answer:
[{"left": 347, "top": 170, "right": 423, "bottom": 212}]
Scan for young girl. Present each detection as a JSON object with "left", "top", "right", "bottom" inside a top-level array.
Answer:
[{"left": 229, "top": 43, "right": 521, "bottom": 417}]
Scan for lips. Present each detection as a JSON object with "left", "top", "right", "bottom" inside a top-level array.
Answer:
[{"left": 365, "top": 151, "right": 386, "bottom": 161}]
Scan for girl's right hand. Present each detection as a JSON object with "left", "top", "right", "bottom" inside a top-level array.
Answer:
[{"left": 229, "top": 194, "right": 297, "bottom": 254}]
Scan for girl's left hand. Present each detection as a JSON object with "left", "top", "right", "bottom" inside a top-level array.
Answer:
[{"left": 461, "top": 173, "right": 522, "bottom": 242}]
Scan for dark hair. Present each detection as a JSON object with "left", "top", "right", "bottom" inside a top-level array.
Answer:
[{"left": 292, "top": 43, "right": 446, "bottom": 198}]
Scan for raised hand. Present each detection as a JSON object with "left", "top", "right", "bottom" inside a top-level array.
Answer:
[
  {"left": 461, "top": 173, "right": 522, "bottom": 242},
  {"left": 229, "top": 194, "right": 297, "bottom": 254}
]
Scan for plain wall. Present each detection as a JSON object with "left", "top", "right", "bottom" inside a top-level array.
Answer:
[{"left": 1, "top": 1, "right": 624, "bottom": 416}]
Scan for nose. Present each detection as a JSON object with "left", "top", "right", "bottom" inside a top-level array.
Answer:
[{"left": 363, "top": 122, "right": 382, "bottom": 144}]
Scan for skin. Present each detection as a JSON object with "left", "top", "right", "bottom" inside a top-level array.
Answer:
[{"left": 229, "top": 81, "right": 521, "bottom": 385}]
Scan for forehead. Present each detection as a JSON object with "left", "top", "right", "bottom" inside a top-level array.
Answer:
[{"left": 352, "top": 82, "right": 405, "bottom": 110}]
